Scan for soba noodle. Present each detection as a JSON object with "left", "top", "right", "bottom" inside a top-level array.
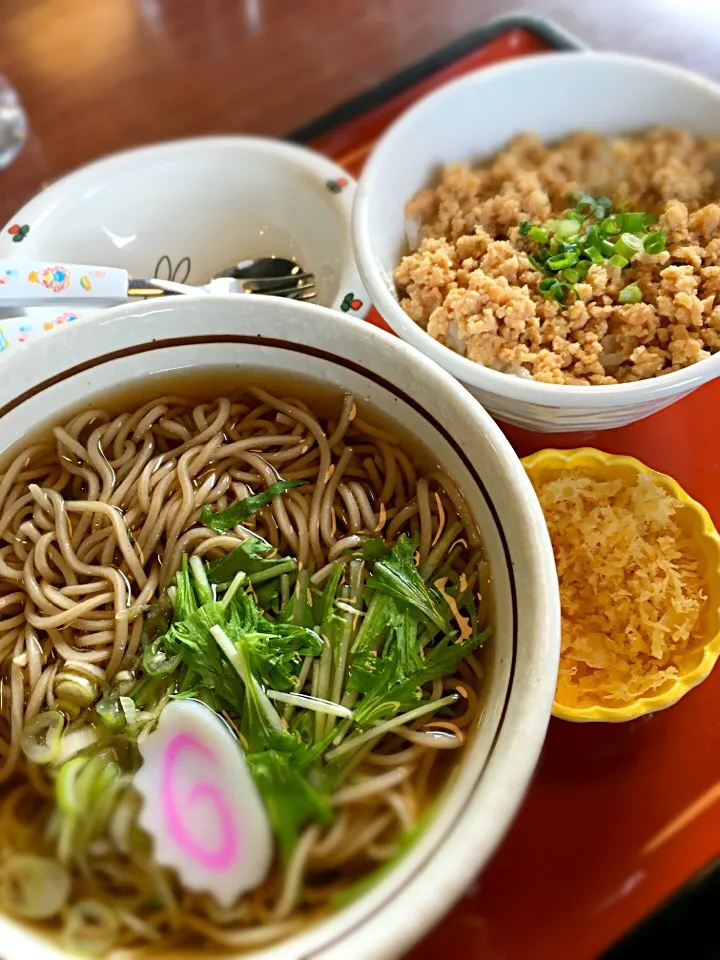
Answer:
[{"left": 0, "top": 383, "right": 491, "bottom": 956}]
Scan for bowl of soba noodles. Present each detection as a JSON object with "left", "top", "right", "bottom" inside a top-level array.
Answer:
[{"left": 0, "top": 295, "right": 559, "bottom": 960}]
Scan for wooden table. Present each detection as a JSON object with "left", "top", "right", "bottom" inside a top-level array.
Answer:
[{"left": 3, "top": 0, "right": 720, "bottom": 226}]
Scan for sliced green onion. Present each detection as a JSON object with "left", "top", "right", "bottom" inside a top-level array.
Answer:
[
  {"left": 56, "top": 753, "right": 124, "bottom": 865},
  {"left": 108, "top": 791, "right": 141, "bottom": 857},
  {"left": 600, "top": 217, "right": 621, "bottom": 236},
  {"left": 73, "top": 756, "right": 111, "bottom": 816},
  {"left": 54, "top": 673, "right": 99, "bottom": 709},
  {"left": 613, "top": 232, "right": 644, "bottom": 259},
  {"left": 517, "top": 200, "right": 665, "bottom": 281},
  {"left": 55, "top": 725, "right": 100, "bottom": 764},
  {"left": 62, "top": 900, "right": 119, "bottom": 958},
  {"left": 594, "top": 196, "right": 612, "bottom": 218},
  {"left": 555, "top": 219, "right": 580, "bottom": 241},
  {"left": 96, "top": 692, "right": 126, "bottom": 731},
  {"left": 540, "top": 280, "right": 572, "bottom": 303},
  {"left": 644, "top": 231, "right": 667, "bottom": 255},
  {"left": 20, "top": 710, "right": 65, "bottom": 765},
  {"left": 573, "top": 192, "right": 597, "bottom": 217},
  {"left": 89, "top": 762, "right": 123, "bottom": 829},
  {"left": 538, "top": 277, "right": 557, "bottom": 294},
  {"left": 575, "top": 259, "right": 591, "bottom": 277},
  {"left": 528, "top": 225, "right": 549, "bottom": 244},
  {"left": 553, "top": 281, "right": 572, "bottom": 302},
  {"left": 608, "top": 254, "right": 629, "bottom": 269},
  {"left": 619, "top": 212, "right": 646, "bottom": 233},
  {"left": 528, "top": 253, "right": 549, "bottom": 274},
  {"left": 583, "top": 225, "right": 601, "bottom": 249},
  {"left": 119, "top": 696, "right": 141, "bottom": 726},
  {"left": 619, "top": 284, "right": 643, "bottom": 304},
  {"left": 57, "top": 756, "right": 88, "bottom": 815},
  {"left": 546, "top": 251, "right": 579, "bottom": 271},
  {"left": 0, "top": 855, "right": 71, "bottom": 919}
]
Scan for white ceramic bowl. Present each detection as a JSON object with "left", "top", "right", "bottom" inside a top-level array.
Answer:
[
  {"left": 353, "top": 52, "right": 720, "bottom": 433},
  {"left": 0, "top": 136, "right": 369, "bottom": 333},
  {"left": 0, "top": 296, "right": 559, "bottom": 960}
]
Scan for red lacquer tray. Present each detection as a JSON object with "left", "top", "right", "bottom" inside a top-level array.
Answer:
[{"left": 299, "top": 16, "right": 720, "bottom": 960}]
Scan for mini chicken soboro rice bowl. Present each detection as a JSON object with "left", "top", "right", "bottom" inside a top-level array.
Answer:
[
  {"left": 353, "top": 53, "right": 720, "bottom": 431},
  {"left": 396, "top": 128, "right": 720, "bottom": 386}
]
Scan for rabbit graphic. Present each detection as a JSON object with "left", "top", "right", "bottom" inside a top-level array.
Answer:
[{"left": 154, "top": 256, "right": 191, "bottom": 284}]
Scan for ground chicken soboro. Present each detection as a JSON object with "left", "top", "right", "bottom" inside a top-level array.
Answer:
[{"left": 395, "top": 128, "right": 720, "bottom": 385}]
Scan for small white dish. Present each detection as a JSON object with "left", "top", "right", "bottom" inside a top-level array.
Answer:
[
  {"left": 0, "top": 136, "right": 369, "bottom": 321},
  {"left": 0, "top": 309, "right": 86, "bottom": 355},
  {"left": 353, "top": 52, "right": 720, "bottom": 432},
  {"left": 0, "top": 295, "right": 559, "bottom": 960}
]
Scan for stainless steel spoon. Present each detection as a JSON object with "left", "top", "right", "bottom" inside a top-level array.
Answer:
[{"left": 0, "top": 257, "right": 316, "bottom": 308}]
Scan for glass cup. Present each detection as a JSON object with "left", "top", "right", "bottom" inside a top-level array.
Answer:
[{"left": 0, "top": 76, "right": 27, "bottom": 170}]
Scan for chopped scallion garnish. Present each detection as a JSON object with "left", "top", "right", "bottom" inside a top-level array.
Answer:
[
  {"left": 555, "top": 219, "right": 580, "bottom": 241},
  {"left": 576, "top": 260, "right": 591, "bottom": 277},
  {"left": 618, "top": 284, "right": 642, "bottom": 304},
  {"left": 528, "top": 253, "right": 549, "bottom": 274},
  {"left": 528, "top": 225, "right": 549, "bottom": 244},
  {"left": 594, "top": 196, "right": 612, "bottom": 218},
  {"left": 643, "top": 232, "right": 667, "bottom": 255},
  {"left": 613, "top": 232, "right": 644, "bottom": 260},
  {"left": 546, "top": 251, "right": 578, "bottom": 271},
  {"left": 608, "top": 254, "right": 629, "bottom": 269},
  {"left": 540, "top": 279, "right": 573, "bottom": 303},
  {"left": 519, "top": 193, "right": 665, "bottom": 307},
  {"left": 619, "top": 212, "right": 646, "bottom": 233},
  {"left": 573, "top": 192, "right": 597, "bottom": 217},
  {"left": 600, "top": 216, "right": 621, "bottom": 236}
]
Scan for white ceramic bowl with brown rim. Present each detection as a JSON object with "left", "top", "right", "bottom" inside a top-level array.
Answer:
[
  {"left": 0, "top": 296, "right": 559, "bottom": 960},
  {"left": 352, "top": 52, "right": 720, "bottom": 433}
]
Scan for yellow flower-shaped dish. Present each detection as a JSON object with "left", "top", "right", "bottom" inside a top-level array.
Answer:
[{"left": 523, "top": 447, "right": 720, "bottom": 722}]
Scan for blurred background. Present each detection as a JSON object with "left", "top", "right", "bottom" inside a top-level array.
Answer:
[{"left": 4, "top": 0, "right": 720, "bottom": 226}]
